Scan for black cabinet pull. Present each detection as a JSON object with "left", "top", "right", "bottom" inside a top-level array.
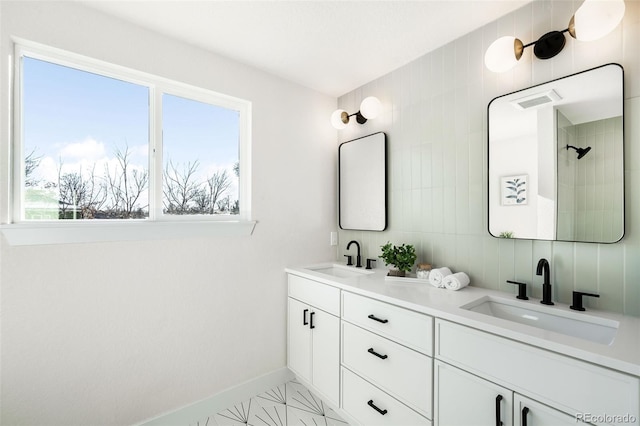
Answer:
[
  {"left": 368, "top": 314, "right": 389, "bottom": 324},
  {"left": 367, "top": 348, "right": 388, "bottom": 360},
  {"left": 522, "top": 407, "right": 529, "bottom": 426},
  {"left": 303, "top": 309, "right": 309, "bottom": 326},
  {"left": 495, "top": 395, "right": 503, "bottom": 426},
  {"left": 367, "top": 400, "right": 388, "bottom": 415},
  {"left": 309, "top": 311, "right": 315, "bottom": 329}
]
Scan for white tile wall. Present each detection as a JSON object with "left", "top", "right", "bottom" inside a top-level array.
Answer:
[
  {"left": 557, "top": 114, "right": 624, "bottom": 243},
  {"left": 337, "top": 0, "right": 640, "bottom": 316},
  {"left": 572, "top": 117, "right": 624, "bottom": 242}
]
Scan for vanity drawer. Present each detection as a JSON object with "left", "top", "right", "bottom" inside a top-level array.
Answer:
[
  {"left": 435, "top": 320, "right": 639, "bottom": 425},
  {"left": 342, "top": 292, "right": 433, "bottom": 355},
  {"left": 342, "top": 367, "right": 431, "bottom": 426},
  {"left": 288, "top": 275, "right": 340, "bottom": 316},
  {"left": 342, "top": 321, "right": 432, "bottom": 418}
]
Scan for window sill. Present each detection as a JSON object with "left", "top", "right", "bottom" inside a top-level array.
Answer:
[{"left": 0, "top": 220, "right": 257, "bottom": 246}]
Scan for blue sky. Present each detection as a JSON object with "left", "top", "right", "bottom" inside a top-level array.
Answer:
[
  {"left": 23, "top": 55, "right": 240, "bottom": 204},
  {"left": 163, "top": 93, "right": 239, "bottom": 171},
  {"left": 23, "top": 56, "right": 149, "bottom": 167}
]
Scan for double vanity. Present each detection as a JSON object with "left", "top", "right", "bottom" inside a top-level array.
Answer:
[{"left": 285, "top": 263, "right": 640, "bottom": 426}]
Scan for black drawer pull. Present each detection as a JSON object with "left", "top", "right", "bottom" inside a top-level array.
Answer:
[
  {"left": 309, "top": 311, "right": 315, "bottom": 329},
  {"left": 303, "top": 309, "right": 309, "bottom": 326},
  {"left": 367, "top": 348, "right": 388, "bottom": 360},
  {"left": 368, "top": 314, "right": 389, "bottom": 324},
  {"left": 522, "top": 407, "right": 529, "bottom": 426},
  {"left": 367, "top": 400, "right": 388, "bottom": 415},
  {"left": 495, "top": 395, "right": 503, "bottom": 426}
]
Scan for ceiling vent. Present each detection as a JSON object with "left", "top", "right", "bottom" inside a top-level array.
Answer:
[{"left": 511, "top": 89, "right": 562, "bottom": 110}]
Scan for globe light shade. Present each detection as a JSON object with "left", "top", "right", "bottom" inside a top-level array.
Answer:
[
  {"left": 484, "top": 36, "right": 523, "bottom": 73},
  {"left": 359, "top": 96, "right": 381, "bottom": 120},
  {"left": 331, "top": 109, "right": 348, "bottom": 129},
  {"left": 571, "top": 0, "right": 625, "bottom": 41}
]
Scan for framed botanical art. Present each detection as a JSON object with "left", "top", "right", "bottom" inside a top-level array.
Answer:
[{"left": 501, "top": 175, "right": 528, "bottom": 205}]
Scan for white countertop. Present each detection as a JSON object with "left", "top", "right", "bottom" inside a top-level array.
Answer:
[{"left": 285, "top": 263, "right": 640, "bottom": 377}]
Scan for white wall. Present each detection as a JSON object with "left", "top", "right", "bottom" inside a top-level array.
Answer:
[
  {"left": 489, "top": 133, "right": 541, "bottom": 237},
  {"left": 0, "top": 2, "right": 337, "bottom": 425},
  {"left": 338, "top": 0, "right": 640, "bottom": 316}
]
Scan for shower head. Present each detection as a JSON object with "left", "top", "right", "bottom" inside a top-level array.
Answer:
[{"left": 566, "top": 144, "right": 591, "bottom": 159}]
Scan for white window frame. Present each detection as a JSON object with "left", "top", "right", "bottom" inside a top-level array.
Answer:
[{"left": 1, "top": 39, "right": 254, "bottom": 245}]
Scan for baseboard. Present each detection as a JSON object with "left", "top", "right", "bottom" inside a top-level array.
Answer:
[{"left": 136, "top": 367, "right": 295, "bottom": 426}]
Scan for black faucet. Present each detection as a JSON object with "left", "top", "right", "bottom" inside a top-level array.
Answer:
[
  {"left": 347, "top": 240, "right": 362, "bottom": 268},
  {"left": 570, "top": 291, "right": 600, "bottom": 311},
  {"left": 536, "top": 258, "right": 554, "bottom": 305}
]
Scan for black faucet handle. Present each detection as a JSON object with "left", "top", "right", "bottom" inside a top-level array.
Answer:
[
  {"left": 344, "top": 254, "right": 353, "bottom": 266},
  {"left": 366, "top": 258, "right": 376, "bottom": 270},
  {"left": 570, "top": 291, "right": 600, "bottom": 311},
  {"left": 506, "top": 280, "right": 529, "bottom": 300}
]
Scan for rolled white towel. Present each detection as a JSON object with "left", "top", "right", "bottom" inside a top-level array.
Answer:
[
  {"left": 428, "top": 267, "right": 452, "bottom": 288},
  {"left": 443, "top": 272, "right": 470, "bottom": 291}
]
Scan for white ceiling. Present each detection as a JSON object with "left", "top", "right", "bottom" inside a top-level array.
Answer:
[
  {"left": 490, "top": 64, "right": 623, "bottom": 141},
  {"left": 79, "top": 0, "right": 534, "bottom": 97}
]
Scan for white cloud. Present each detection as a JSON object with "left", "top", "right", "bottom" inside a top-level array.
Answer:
[
  {"left": 129, "top": 144, "right": 149, "bottom": 158},
  {"left": 31, "top": 138, "right": 148, "bottom": 190},
  {"left": 36, "top": 156, "right": 59, "bottom": 183},
  {"left": 59, "top": 137, "right": 106, "bottom": 161}
]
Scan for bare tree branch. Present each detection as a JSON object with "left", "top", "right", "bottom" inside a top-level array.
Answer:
[
  {"left": 25, "top": 148, "right": 42, "bottom": 187},
  {"left": 105, "top": 145, "right": 148, "bottom": 218},
  {"left": 206, "top": 170, "right": 231, "bottom": 214},
  {"left": 163, "top": 160, "right": 200, "bottom": 214},
  {"left": 57, "top": 160, "right": 108, "bottom": 219}
]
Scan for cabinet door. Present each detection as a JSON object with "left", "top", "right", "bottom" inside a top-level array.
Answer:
[
  {"left": 435, "top": 360, "right": 513, "bottom": 426},
  {"left": 514, "top": 394, "right": 588, "bottom": 426},
  {"left": 311, "top": 309, "right": 340, "bottom": 405},
  {"left": 288, "top": 297, "right": 312, "bottom": 382}
]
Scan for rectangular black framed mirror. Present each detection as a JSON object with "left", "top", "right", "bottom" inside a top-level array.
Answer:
[
  {"left": 488, "top": 63, "right": 624, "bottom": 243},
  {"left": 339, "top": 132, "right": 387, "bottom": 231}
]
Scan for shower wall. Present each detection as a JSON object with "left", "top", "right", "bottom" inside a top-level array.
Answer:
[{"left": 557, "top": 115, "right": 623, "bottom": 242}]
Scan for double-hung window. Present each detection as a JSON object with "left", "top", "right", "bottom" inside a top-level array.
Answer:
[{"left": 5, "top": 41, "right": 252, "bottom": 244}]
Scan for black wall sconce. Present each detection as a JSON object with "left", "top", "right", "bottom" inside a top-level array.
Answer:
[
  {"left": 485, "top": 0, "right": 625, "bottom": 73},
  {"left": 331, "top": 96, "right": 381, "bottom": 129}
]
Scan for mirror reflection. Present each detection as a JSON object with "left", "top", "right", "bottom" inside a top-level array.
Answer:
[
  {"left": 488, "top": 64, "right": 624, "bottom": 243},
  {"left": 339, "top": 132, "right": 387, "bottom": 231}
]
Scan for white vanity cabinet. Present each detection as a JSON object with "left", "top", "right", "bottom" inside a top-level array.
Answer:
[
  {"left": 341, "top": 292, "right": 433, "bottom": 425},
  {"left": 434, "top": 319, "right": 638, "bottom": 426},
  {"left": 435, "top": 360, "right": 513, "bottom": 426},
  {"left": 285, "top": 267, "right": 639, "bottom": 426},
  {"left": 514, "top": 394, "right": 584, "bottom": 426},
  {"left": 287, "top": 275, "right": 340, "bottom": 406},
  {"left": 435, "top": 360, "right": 580, "bottom": 426}
]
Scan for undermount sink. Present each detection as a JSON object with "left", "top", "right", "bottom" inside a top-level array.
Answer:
[
  {"left": 460, "top": 296, "right": 619, "bottom": 345},
  {"left": 307, "top": 264, "right": 374, "bottom": 279}
]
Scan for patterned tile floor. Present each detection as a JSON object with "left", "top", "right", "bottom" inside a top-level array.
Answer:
[{"left": 189, "top": 379, "right": 348, "bottom": 426}]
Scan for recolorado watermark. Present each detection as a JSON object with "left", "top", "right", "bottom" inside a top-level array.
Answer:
[{"left": 575, "top": 413, "right": 637, "bottom": 423}]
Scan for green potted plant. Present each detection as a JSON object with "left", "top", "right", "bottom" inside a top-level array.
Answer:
[{"left": 380, "top": 242, "right": 417, "bottom": 277}]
